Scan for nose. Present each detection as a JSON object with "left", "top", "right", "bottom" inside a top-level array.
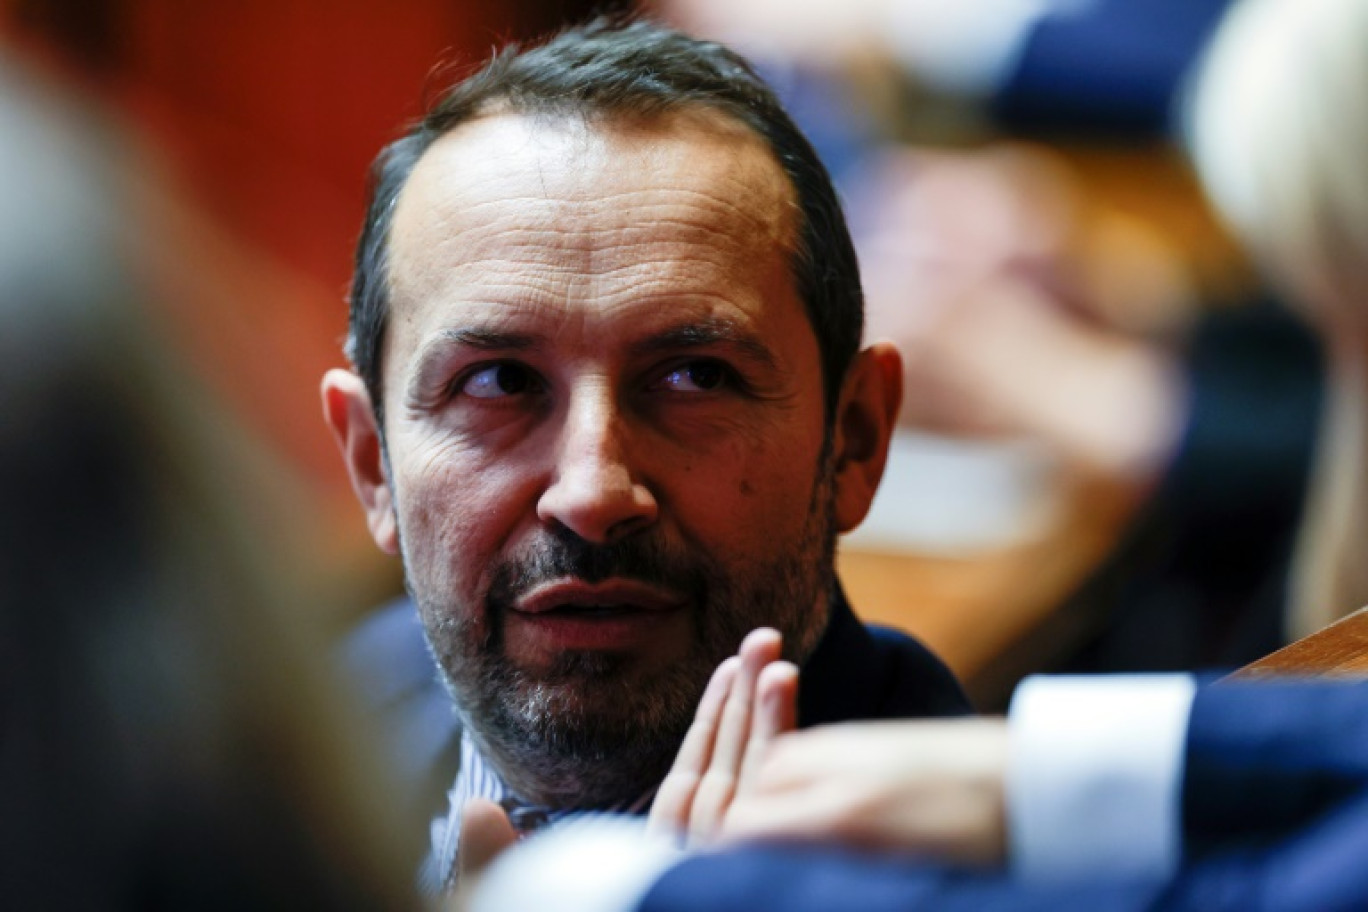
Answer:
[{"left": 536, "top": 385, "right": 658, "bottom": 544}]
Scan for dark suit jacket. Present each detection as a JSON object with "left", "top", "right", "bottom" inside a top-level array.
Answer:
[
  {"left": 638, "top": 679, "right": 1368, "bottom": 912},
  {"left": 800, "top": 587, "right": 971, "bottom": 723}
]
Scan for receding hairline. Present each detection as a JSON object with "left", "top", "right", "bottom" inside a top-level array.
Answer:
[
  {"left": 382, "top": 104, "right": 805, "bottom": 333},
  {"left": 397, "top": 101, "right": 800, "bottom": 237}
]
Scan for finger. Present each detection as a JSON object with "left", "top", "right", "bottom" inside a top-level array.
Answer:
[
  {"left": 458, "top": 798, "right": 519, "bottom": 881},
  {"left": 752, "top": 660, "right": 799, "bottom": 740},
  {"left": 688, "top": 628, "right": 781, "bottom": 843},
  {"left": 647, "top": 655, "right": 740, "bottom": 837},
  {"left": 737, "top": 660, "right": 799, "bottom": 795},
  {"left": 711, "top": 629, "right": 782, "bottom": 773},
  {"left": 674, "top": 655, "right": 742, "bottom": 773}
]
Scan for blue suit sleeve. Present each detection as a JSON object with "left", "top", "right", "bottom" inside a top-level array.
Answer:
[
  {"left": 1183, "top": 679, "right": 1368, "bottom": 855},
  {"left": 638, "top": 791, "right": 1368, "bottom": 912},
  {"left": 639, "top": 846, "right": 1164, "bottom": 912},
  {"left": 637, "top": 847, "right": 1165, "bottom": 912}
]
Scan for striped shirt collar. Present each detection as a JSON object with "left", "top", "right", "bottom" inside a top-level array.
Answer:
[{"left": 428, "top": 729, "right": 654, "bottom": 891}]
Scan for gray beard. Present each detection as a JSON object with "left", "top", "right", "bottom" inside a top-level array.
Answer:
[{"left": 412, "top": 445, "right": 837, "bottom": 810}]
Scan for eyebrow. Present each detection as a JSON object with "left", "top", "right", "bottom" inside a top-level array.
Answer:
[
  {"left": 431, "top": 327, "right": 541, "bottom": 352},
  {"left": 629, "top": 318, "right": 778, "bottom": 370},
  {"left": 410, "top": 315, "right": 781, "bottom": 392}
]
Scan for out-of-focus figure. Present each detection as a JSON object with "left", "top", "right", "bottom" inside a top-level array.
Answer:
[
  {"left": 845, "top": 140, "right": 1322, "bottom": 696},
  {"left": 1189, "top": 0, "right": 1368, "bottom": 639},
  {"left": 0, "top": 57, "right": 423, "bottom": 908}
]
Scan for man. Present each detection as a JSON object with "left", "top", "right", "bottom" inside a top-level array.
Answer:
[{"left": 322, "top": 17, "right": 968, "bottom": 887}]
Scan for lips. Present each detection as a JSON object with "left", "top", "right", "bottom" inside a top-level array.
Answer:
[
  {"left": 504, "top": 577, "right": 690, "bottom": 655},
  {"left": 512, "top": 578, "right": 686, "bottom": 616}
]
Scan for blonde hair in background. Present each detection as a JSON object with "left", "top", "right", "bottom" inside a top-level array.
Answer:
[{"left": 1187, "top": 0, "right": 1368, "bottom": 639}]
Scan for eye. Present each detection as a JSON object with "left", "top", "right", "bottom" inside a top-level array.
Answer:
[
  {"left": 658, "top": 359, "right": 730, "bottom": 393},
  {"left": 459, "top": 362, "right": 543, "bottom": 399}
]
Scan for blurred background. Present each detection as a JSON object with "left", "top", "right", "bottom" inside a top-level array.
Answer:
[{"left": 0, "top": 0, "right": 1325, "bottom": 711}]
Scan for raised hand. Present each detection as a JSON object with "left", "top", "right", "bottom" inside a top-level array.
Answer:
[{"left": 648, "top": 628, "right": 799, "bottom": 845}]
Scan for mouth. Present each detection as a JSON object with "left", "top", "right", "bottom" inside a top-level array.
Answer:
[
  {"left": 505, "top": 578, "right": 689, "bottom": 654},
  {"left": 533, "top": 603, "right": 642, "bottom": 618},
  {"left": 512, "top": 578, "right": 686, "bottom": 616}
]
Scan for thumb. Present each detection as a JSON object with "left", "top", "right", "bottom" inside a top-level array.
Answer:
[{"left": 458, "top": 798, "right": 519, "bottom": 881}]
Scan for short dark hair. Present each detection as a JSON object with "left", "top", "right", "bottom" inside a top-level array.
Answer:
[{"left": 347, "top": 16, "right": 864, "bottom": 428}]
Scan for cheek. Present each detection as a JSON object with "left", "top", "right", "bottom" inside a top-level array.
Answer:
[
  {"left": 668, "top": 427, "right": 825, "bottom": 542},
  {"left": 390, "top": 440, "right": 536, "bottom": 585}
]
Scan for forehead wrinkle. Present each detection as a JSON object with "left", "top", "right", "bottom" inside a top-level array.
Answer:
[
  {"left": 417, "top": 188, "right": 789, "bottom": 269},
  {"left": 396, "top": 219, "right": 783, "bottom": 319},
  {"left": 398, "top": 108, "right": 797, "bottom": 248}
]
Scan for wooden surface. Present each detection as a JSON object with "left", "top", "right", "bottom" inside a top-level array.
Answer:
[
  {"left": 840, "top": 472, "right": 1142, "bottom": 709},
  {"left": 1232, "top": 607, "right": 1368, "bottom": 679}
]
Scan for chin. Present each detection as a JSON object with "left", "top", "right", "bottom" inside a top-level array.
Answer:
[{"left": 463, "top": 652, "right": 705, "bottom": 808}]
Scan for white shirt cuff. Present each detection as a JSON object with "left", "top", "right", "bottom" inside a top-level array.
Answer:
[
  {"left": 1006, "top": 673, "right": 1196, "bottom": 881},
  {"left": 470, "top": 815, "right": 682, "bottom": 912}
]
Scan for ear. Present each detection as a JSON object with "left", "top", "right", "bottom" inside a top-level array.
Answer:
[
  {"left": 831, "top": 342, "right": 903, "bottom": 533},
  {"left": 321, "top": 368, "right": 399, "bottom": 555}
]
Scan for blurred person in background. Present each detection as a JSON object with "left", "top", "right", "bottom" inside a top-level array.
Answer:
[
  {"left": 0, "top": 53, "right": 426, "bottom": 908},
  {"left": 466, "top": 0, "right": 1368, "bottom": 908},
  {"left": 1188, "top": 0, "right": 1368, "bottom": 643},
  {"left": 843, "top": 143, "right": 1321, "bottom": 690}
]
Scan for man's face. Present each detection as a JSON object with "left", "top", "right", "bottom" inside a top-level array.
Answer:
[{"left": 374, "top": 110, "right": 838, "bottom": 807}]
